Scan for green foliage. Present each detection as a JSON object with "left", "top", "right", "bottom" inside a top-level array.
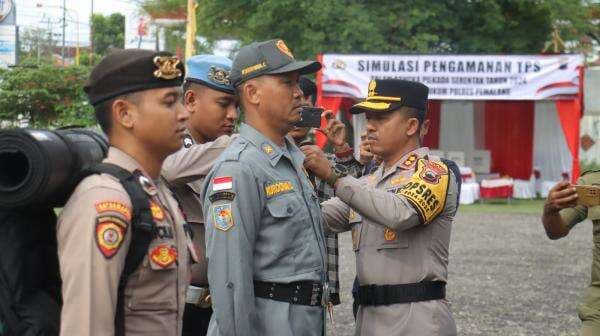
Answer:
[
  {"left": 92, "top": 13, "right": 125, "bottom": 56},
  {"left": 0, "top": 65, "right": 94, "bottom": 128},
  {"left": 192, "top": 0, "right": 598, "bottom": 58}
]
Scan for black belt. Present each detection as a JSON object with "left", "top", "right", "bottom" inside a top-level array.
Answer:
[
  {"left": 358, "top": 281, "right": 446, "bottom": 306},
  {"left": 254, "top": 281, "right": 325, "bottom": 307}
]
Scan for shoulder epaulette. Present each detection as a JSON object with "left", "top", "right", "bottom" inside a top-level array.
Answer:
[{"left": 220, "top": 139, "right": 248, "bottom": 162}]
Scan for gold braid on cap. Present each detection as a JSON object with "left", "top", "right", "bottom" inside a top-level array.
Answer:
[{"left": 153, "top": 56, "right": 182, "bottom": 80}]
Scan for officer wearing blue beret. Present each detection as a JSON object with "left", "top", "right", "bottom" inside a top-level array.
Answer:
[{"left": 162, "top": 54, "right": 238, "bottom": 336}]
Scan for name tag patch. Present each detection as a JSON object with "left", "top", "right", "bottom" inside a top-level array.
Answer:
[{"left": 264, "top": 181, "right": 294, "bottom": 198}]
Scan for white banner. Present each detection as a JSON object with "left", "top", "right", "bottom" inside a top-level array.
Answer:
[{"left": 321, "top": 54, "right": 584, "bottom": 100}]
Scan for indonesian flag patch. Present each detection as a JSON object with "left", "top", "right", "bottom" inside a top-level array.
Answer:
[{"left": 212, "top": 176, "right": 233, "bottom": 191}]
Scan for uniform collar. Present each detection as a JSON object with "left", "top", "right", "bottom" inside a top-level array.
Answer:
[
  {"left": 374, "top": 147, "right": 430, "bottom": 183},
  {"left": 240, "top": 123, "right": 302, "bottom": 167},
  {"left": 105, "top": 147, "right": 160, "bottom": 191}
]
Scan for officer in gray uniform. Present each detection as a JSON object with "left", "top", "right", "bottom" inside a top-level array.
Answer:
[
  {"left": 202, "top": 39, "right": 327, "bottom": 336},
  {"left": 161, "top": 55, "right": 238, "bottom": 336},
  {"left": 303, "top": 79, "right": 459, "bottom": 336}
]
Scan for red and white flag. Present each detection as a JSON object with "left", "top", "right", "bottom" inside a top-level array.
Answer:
[{"left": 213, "top": 176, "right": 233, "bottom": 191}]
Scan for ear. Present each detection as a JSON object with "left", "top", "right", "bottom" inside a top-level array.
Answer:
[
  {"left": 112, "top": 98, "right": 135, "bottom": 130},
  {"left": 184, "top": 89, "right": 196, "bottom": 112},
  {"left": 243, "top": 80, "right": 261, "bottom": 106},
  {"left": 406, "top": 117, "right": 420, "bottom": 137}
]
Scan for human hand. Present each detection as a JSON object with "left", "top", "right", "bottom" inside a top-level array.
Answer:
[
  {"left": 320, "top": 111, "right": 348, "bottom": 151},
  {"left": 301, "top": 145, "right": 332, "bottom": 181},
  {"left": 545, "top": 181, "right": 578, "bottom": 214}
]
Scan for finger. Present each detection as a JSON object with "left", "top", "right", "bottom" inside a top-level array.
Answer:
[
  {"left": 553, "top": 193, "right": 579, "bottom": 208},
  {"left": 550, "top": 181, "right": 571, "bottom": 193},
  {"left": 322, "top": 110, "right": 335, "bottom": 120},
  {"left": 552, "top": 187, "right": 577, "bottom": 200}
]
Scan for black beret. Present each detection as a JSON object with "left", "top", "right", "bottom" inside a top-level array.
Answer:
[
  {"left": 84, "top": 49, "right": 185, "bottom": 106},
  {"left": 350, "top": 79, "right": 429, "bottom": 114}
]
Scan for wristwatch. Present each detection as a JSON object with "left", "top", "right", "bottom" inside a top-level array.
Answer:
[{"left": 325, "top": 163, "right": 349, "bottom": 187}]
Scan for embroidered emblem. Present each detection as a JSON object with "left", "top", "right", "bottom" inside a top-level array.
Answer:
[
  {"left": 150, "top": 244, "right": 178, "bottom": 268},
  {"left": 208, "top": 66, "right": 230, "bottom": 85},
  {"left": 153, "top": 56, "right": 182, "bottom": 80},
  {"left": 183, "top": 134, "right": 193, "bottom": 148},
  {"left": 262, "top": 144, "right": 274, "bottom": 155},
  {"left": 400, "top": 154, "right": 419, "bottom": 170},
  {"left": 212, "top": 176, "right": 233, "bottom": 191},
  {"left": 95, "top": 215, "right": 127, "bottom": 259},
  {"left": 139, "top": 175, "right": 158, "bottom": 196},
  {"left": 265, "top": 181, "right": 294, "bottom": 198},
  {"left": 368, "top": 80, "right": 377, "bottom": 97},
  {"left": 276, "top": 40, "right": 294, "bottom": 58},
  {"left": 349, "top": 210, "right": 356, "bottom": 221},
  {"left": 212, "top": 204, "right": 234, "bottom": 231},
  {"left": 209, "top": 191, "right": 236, "bottom": 203},
  {"left": 384, "top": 228, "right": 397, "bottom": 241},
  {"left": 241, "top": 62, "right": 267, "bottom": 76},
  {"left": 420, "top": 161, "right": 446, "bottom": 184},
  {"left": 150, "top": 201, "right": 165, "bottom": 221},
  {"left": 397, "top": 159, "right": 449, "bottom": 224},
  {"left": 95, "top": 201, "right": 131, "bottom": 221}
]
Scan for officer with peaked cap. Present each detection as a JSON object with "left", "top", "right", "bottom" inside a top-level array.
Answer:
[
  {"left": 162, "top": 54, "right": 238, "bottom": 336},
  {"left": 57, "top": 49, "right": 192, "bottom": 336},
  {"left": 201, "top": 39, "right": 327, "bottom": 336},
  {"left": 303, "top": 79, "right": 459, "bottom": 336}
]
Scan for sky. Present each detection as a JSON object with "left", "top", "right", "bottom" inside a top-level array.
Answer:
[{"left": 16, "top": 0, "right": 136, "bottom": 47}]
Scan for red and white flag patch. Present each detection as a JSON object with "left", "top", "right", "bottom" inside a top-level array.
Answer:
[{"left": 213, "top": 176, "right": 233, "bottom": 191}]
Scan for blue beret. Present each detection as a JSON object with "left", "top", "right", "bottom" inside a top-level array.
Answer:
[{"left": 185, "top": 55, "right": 234, "bottom": 94}]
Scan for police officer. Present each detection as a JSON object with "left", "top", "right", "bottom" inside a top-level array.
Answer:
[
  {"left": 542, "top": 173, "right": 600, "bottom": 336},
  {"left": 201, "top": 39, "right": 327, "bottom": 336},
  {"left": 57, "top": 49, "right": 191, "bottom": 336},
  {"left": 303, "top": 79, "right": 459, "bottom": 336},
  {"left": 161, "top": 54, "right": 238, "bottom": 336}
]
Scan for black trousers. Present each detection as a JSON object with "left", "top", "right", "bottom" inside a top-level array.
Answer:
[{"left": 182, "top": 303, "right": 212, "bottom": 336}]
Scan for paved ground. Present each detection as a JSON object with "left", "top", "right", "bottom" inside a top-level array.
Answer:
[{"left": 327, "top": 211, "right": 592, "bottom": 336}]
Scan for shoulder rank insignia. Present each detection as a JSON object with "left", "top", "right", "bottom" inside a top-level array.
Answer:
[
  {"left": 95, "top": 215, "right": 128, "bottom": 259},
  {"left": 265, "top": 181, "right": 294, "bottom": 198},
  {"left": 149, "top": 244, "right": 178, "bottom": 268},
  {"left": 400, "top": 153, "right": 419, "bottom": 170},
  {"left": 153, "top": 56, "right": 182, "bottom": 80},
  {"left": 396, "top": 159, "right": 449, "bottom": 224},
  {"left": 212, "top": 204, "right": 234, "bottom": 231}
]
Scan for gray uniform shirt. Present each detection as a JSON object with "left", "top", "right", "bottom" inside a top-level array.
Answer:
[
  {"left": 322, "top": 147, "right": 458, "bottom": 336},
  {"left": 202, "top": 123, "right": 327, "bottom": 336}
]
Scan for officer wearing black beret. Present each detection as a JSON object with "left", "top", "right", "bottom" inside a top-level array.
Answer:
[
  {"left": 303, "top": 79, "right": 459, "bottom": 336},
  {"left": 57, "top": 49, "right": 192, "bottom": 336}
]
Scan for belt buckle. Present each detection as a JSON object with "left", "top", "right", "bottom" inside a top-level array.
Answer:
[{"left": 196, "top": 287, "right": 212, "bottom": 308}]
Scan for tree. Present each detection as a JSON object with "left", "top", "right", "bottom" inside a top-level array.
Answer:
[
  {"left": 18, "top": 27, "right": 58, "bottom": 65},
  {"left": 193, "top": 0, "right": 598, "bottom": 57},
  {"left": 0, "top": 65, "right": 94, "bottom": 128},
  {"left": 92, "top": 13, "right": 125, "bottom": 56}
]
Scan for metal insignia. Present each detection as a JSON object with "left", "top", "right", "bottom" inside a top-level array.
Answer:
[
  {"left": 139, "top": 175, "right": 158, "bottom": 196},
  {"left": 153, "top": 56, "right": 182, "bottom": 80},
  {"left": 208, "top": 66, "right": 231, "bottom": 85}
]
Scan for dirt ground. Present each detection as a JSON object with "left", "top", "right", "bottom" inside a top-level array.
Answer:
[{"left": 327, "top": 211, "right": 592, "bottom": 336}]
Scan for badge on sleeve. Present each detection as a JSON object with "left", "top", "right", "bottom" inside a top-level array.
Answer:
[
  {"left": 150, "top": 244, "right": 178, "bottom": 268},
  {"left": 212, "top": 203, "right": 234, "bottom": 231},
  {"left": 95, "top": 215, "right": 128, "bottom": 259},
  {"left": 396, "top": 159, "right": 449, "bottom": 224}
]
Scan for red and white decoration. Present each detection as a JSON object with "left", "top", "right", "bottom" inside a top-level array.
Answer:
[{"left": 315, "top": 53, "right": 584, "bottom": 201}]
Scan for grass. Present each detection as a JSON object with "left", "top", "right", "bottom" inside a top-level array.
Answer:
[{"left": 458, "top": 198, "right": 545, "bottom": 215}]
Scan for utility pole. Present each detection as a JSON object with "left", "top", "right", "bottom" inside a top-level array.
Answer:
[
  {"left": 61, "top": 0, "right": 66, "bottom": 66},
  {"left": 90, "top": 0, "right": 94, "bottom": 65}
]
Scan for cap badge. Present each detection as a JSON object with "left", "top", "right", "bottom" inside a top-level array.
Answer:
[
  {"left": 153, "top": 56, "right": 182, "bottom": 80},
  {"left": 208, "top": 66, "right": 231, "bottom": 85},
  {"left": 368, "top": 80, "right": 377, "bottom": 97},
  {"left": 276, "top": 40, "right": 294, "bottom": 59}
]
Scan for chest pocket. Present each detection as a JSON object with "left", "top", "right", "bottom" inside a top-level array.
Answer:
[{"left": 264, "top": 194, "right": 308, "bottom": 255}]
